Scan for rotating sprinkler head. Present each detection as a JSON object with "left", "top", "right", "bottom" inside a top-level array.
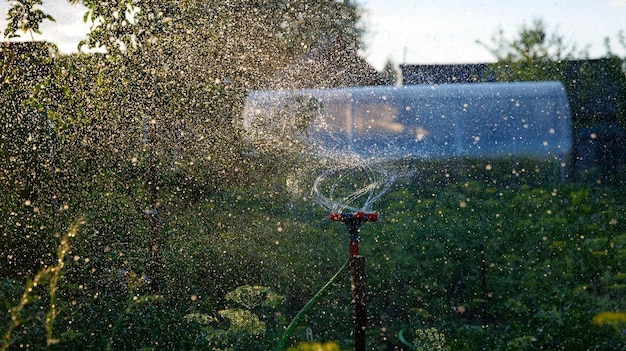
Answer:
[
  {"left": 329, "top": 211, "right": 378, "bottom": 259},
  {"left": 328, "top": 211, "right": 378, "bottom": 223}
]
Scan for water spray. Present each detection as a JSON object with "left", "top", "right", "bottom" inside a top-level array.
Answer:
[
  {"left": 276, "top": 164, "right": 395, "bottom": 351},
  {"left": 248, "top": 81, "right": 573, "bottom": 351},
  {"left": 311, "top": 163, "right": 405, "bottom": 351}
]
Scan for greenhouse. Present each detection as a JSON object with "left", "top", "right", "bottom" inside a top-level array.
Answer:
[{"left": 244, "top": 81, "right": 573, "bottom": 161}]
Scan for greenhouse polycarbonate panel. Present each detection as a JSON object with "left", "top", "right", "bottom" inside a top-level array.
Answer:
[{"left": 243, "top": 81, "right": 572, "bottom": 160}]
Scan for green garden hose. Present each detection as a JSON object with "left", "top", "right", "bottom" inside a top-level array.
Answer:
[
  {"left": 275, "top": 258, "right": 350, "bottom": 351},
  {"left": 398, "top": 329, "right": 415, "bottom": 350}
]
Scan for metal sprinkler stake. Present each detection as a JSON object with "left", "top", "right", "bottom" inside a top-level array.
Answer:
[{"left": 329, "top": 211, "right": 378, "bottom": 351}]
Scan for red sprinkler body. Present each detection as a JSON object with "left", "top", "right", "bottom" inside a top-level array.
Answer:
[
  {"left": 329, "top": 211, "right": 377, "bottom": 351},
  {"left": 328, "top": 211, "right": 378, "bottom": 260}
]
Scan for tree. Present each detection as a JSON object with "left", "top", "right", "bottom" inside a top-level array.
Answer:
[
  {"left": 75, "top": 0, "right": 363, "bottom": 295},
  {"left": 73, "top": 0, "right": 365, "bottom": 87},
  {"left": 381, "top": 57, "right": 399, "bottom": 85},
  {"left": 477, "top": 18, "right": 587, "bottom": 81},
  {"left": 1, "top": 0, "right": 367, "bottom": 295},
  {"left": 0, "top": 41, "right": 61, "bottom": 279},
  {"left": 604, "top": 30, "right": 626, "bottom": 77},
  {"left": 3, "top": 0, "right": 55, "bottom": 40}
]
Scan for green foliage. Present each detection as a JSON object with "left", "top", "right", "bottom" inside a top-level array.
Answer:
[
  {"left": 76, "top": 0, "right": 365, "bottom": 63},
  {"left": 3, "top": 0, "right": 55, "bottom": 40},
  {"left": 287, "top": 341, "right": 346, "bottom": 351},
  {"left": 478, "top": 18, "right": 584, "bottom": 82},
  {"left": 0, "top": 41, "right": 63, "bottom": 280},
  {"left": 1, "top": 218, "right": 82, "bottom": 351},
  {"left": 381, "top": 58, "right": 399, "bottom": 85},
  {"left": 3, "top": 153, "right": 626, "bottom": 350},
  {"left": 362, "top": 161, "right": 626, "bottom": 350},
  {"left": 180, "top": 285, "right": 285, "bottom": 351},
  {"left": 226, "top": 285, "right": 285, "bottom": 311},
  {"left": 103, "top": 270, "right": 164, "bottom": 351},
  {"left": 593, "top": 311, "right": 626, "bottom": 328},
  {"left": 412, "top": 327, "right": 450, "bottom": 351}
]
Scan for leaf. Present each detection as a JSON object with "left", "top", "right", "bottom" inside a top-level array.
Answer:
[{"left": 2, "top": 0, "right": 56, "bottom": 39}]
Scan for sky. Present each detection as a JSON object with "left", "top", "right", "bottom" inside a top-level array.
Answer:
[
  {"left": 1, "top": 0, "right": 626, "bottom": 71},
  {"left": 360, "top": 0, "right": 626, "bottom": 70}
]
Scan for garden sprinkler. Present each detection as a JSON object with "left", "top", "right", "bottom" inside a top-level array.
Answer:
[
  {"left": 329, "top": 211, "right": 378, "bottom": 261},
  {"left": 329, "top": 211, "right": 378, "bottom": 351}
]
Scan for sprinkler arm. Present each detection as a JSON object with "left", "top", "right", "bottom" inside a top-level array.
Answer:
[
  {"left": 328, "top": 211, "right": 378, "bottom": 223},
  {"left": 329, "top": 211, "right": 378, "bottom": 258}
]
